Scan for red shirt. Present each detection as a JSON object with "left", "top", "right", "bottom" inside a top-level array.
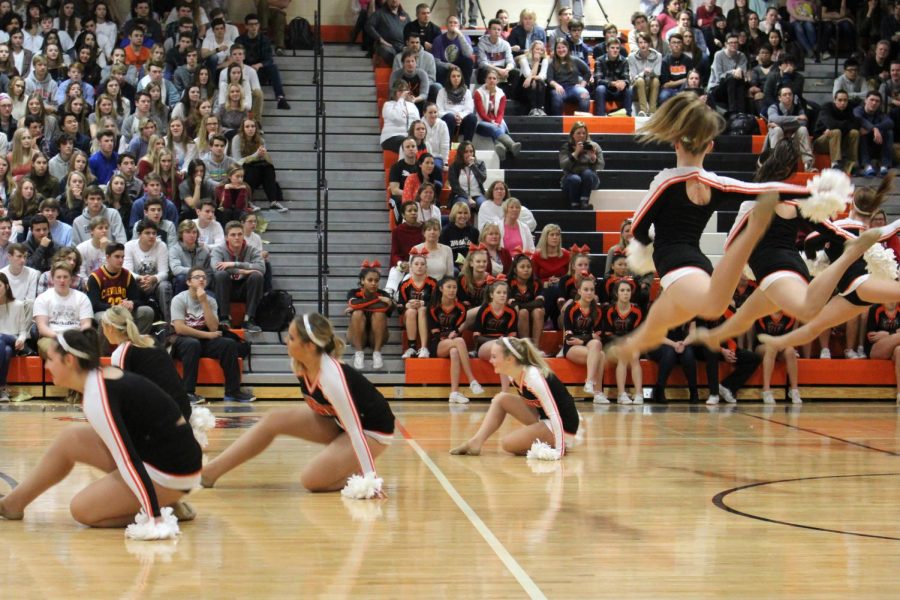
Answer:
[
  {"left": 531, "top": 249, "right": 571, "bottom": 283},
  {"left": 125, "top": 44, "right": 151, "bottom": 66}
]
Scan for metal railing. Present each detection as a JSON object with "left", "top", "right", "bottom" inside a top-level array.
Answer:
[{"left": 312, "top": 6, "right": 329, "bottom": 316}]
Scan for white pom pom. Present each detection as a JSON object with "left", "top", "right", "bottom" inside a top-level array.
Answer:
[
  {"left": 189, "top": 407, "right": 216, "bottom": 449},
  {"left": 864, "top": 245, "right": 899, "bottom": 281},
  {"left": 526, "top": 440, "right": 561, "bottom": 461},
  {"left": 803, "top": 250, "right": 831, "bottom": 278},
  {"left": 626, "top": 239, "right": 656, "bottom": 275},
  {"left": 800, "top": 169, "right": 853, "bottom": 223},
  {"left": 340, "top": 472, "right": 384, "bottom": 500},
  {"left": 742, "top": 264, "right": 756, "bottom": 281},
  {"left": 125, "top": 507, "right": 181, "bottom": 541}
]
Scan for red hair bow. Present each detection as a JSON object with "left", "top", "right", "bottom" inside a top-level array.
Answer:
[
  {"left": 468, "top": 243, "right": 487, "bottom": 252},
  {"left": 409, "top": 247, "right": 430, "bottom": 257},
  {"left": 361, "top": 259, "right": 382, "bottom": 269},
  {"left": 485, "top": 274, "right": 507, "bottom": 284},
  {"left": 512, "top": 246, "right": 534, "bottom": 259},
  {"left": 570, "top": 244, "right": 591, "bottom": 254},
  {"left": 578, "top": 268, "right": 595, "bottom": 281}
]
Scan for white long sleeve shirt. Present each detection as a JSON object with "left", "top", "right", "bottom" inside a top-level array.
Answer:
[{"left": 124, "top": 239, "right": 169, "bottom": 282}]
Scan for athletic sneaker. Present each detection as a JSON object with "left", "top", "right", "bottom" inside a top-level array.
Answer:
[
  {"left": 632, "top": 391, "right": 644, "bottom": 405},
  {"left": 705, "top": 394, "right": 720, "bottom": 405},
  {"left": 353, "top": 351, "right": 365, "bottom": 369},
  {"left": 617, "top": 393, "right": 632, "bottom": 405},
  {"left": 844, "top": 348, "right": 859, "bottom": 359},
  {"left": 243, "top": 319, "right": 262, "bottom": 333},
  {"left": 401, "top": 347, "right": 417, "bottom": 359},
  {"left": 417, "top": 347, "right": 430, "bottom": 358},
  {"left": 762, "top": 390, "right": 775, "bottom": 404},
  {"left": 593, "top": 391, "right": 609, "bottom": 404},
  {"left": 0, "top": 388, "right": 8, "bottom": 402},
  {"left": 188, "top": 393, "right": 206, "bottom": 405},
  {"left": 856, "top": 345, "right": 866, "bottom": 358},
  {"left": 719, "top": 384, "right": 737, "bottom": 403},
  {"left": 583, "top": 380, "right": 595, "bottom": 395},
  {"left": 789, "top": 389, "right": 802, "bottom": 404},
  {"left": 224, "top": 390, "right": 256, "bottom": 403},
  {"left": 880, "top": 166, "right": 890, "bottom": 177},
  {"left": 448, "top": 391, "right": 470, "bottom": 404},
  {"left": 372, "top": 351, "right": 384, "bottom": 369},
  {"left": 270, "top": 201, "right": 289, "bottom": 212},
  {"left": 469, "top": 381, "right": 484, "bottom": 395},
  {"left": 819, "top": 348, "right": 831, "bottom": 359},
  {"left": 863, "top": 165, "right": 877, "bottom": 177}
]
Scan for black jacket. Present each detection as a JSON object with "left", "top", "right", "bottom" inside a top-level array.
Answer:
[
  {"left": 593, "top": 54, "right": 630, "bottom": 88},
  {"left": 813, "top": 101, "right": 861, "bottom": 136}
]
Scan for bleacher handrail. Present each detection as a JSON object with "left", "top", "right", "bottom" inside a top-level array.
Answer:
[{"left": 313, "top": 6, "right": 330, "bottom": 316}]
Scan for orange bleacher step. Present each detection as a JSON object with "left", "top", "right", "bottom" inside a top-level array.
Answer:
[
  {"left": 595, "top": 210, "right": 632, "bottom": 232},
  {"left": 563, "top": 115, "right": 635, "bottom": 134}
]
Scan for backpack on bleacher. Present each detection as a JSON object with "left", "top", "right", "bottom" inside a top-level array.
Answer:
[
  {"left": 287, "top": 17, "right": 315, "bottom": 52},
  {"left": 724, "top": 112, "right": 759, "bottom": 136},
  {"left": 254, "top": 290, "right": 296, "bottom": 341}
]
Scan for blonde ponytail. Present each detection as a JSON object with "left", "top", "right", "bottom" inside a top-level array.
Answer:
[
  {"left": 102, "top": 306, "right": 155, "bottom": 348},
  {"left": 498, "top": 337, "right": 551, "bottom": 377}
]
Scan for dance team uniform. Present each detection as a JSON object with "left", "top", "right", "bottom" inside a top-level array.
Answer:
[
  {"left": 472, "top": 303, "right": 518, "bottom": 347},
  {"left": 601, "top": 302, "right": 643, "bottom": 342},
  {"left": 397, "top": 276, "right": 438, "bottom": 316},
  {"left": 864, "top": 304, "right": 899, "bottom": 356},
  {"left": 754, "top": 313, "right": 797, "bottom": 338},
  {"left": 561, "top": 302, "right": 602, "bottom": 358},
  {"left": 510, "top": 365, "right": 580, "bottom": 453},
  {"left": 426, "top": 299, "right": 466, "bottom": 356},
  {"left": 111, "top": 342, "right": 192, "bottom": 419},
  {"left": 508, "top": 278, "right": 544, "bottom": 310},
  {"left": 457, "top": 274, "right": 488, "bottom": 307},
  {"left": 346, "top": 287, "right": 395, "bottom": 321}
]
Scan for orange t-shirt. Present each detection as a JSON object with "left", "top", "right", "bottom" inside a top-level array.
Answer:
[{"left": 124, "top": 45, "right": 150, "bottom": 66}]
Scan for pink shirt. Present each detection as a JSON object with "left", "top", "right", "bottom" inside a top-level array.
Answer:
[{"left": 503, "top": 222, "right": 522, "bottom": 254}]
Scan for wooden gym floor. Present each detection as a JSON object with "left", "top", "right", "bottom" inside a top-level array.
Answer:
[{"left": 1, "top": 399, "right": 899, "bottom": 599}]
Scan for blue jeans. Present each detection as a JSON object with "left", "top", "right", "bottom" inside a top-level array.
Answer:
[
  {"left": 562, "top": 171, "right": 599, "bottom": 207},
  {"left": 0, "top": 333, "right": 15, "bottom": 385},
  {"left": 859, "top": 123, "right": 895, "bottom": 167},
  {"left": 452, "top": 194, "right": 486, "bottom": 208},
  {"left": 594, "top": 84, "right": 633, "bottom": 115},
  {"left": 790, "top": 21, "right": 817, "bottom": 55},
  {"left": 549, "top": 84, "right": 590, "bottom": 116},
  {"left": 475, "top": 120, "right": 508, "bottom": 140},
  {"left": 658, "top": 85, "right": 683, "bottom": 105}
]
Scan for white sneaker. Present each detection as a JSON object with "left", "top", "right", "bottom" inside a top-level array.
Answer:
[
  {"left": 789, "top": 389, "right": 802, "bottom": 404},
  {"left": 449, "top": 391, "right": 470, "bottom": 404},
  {"left": 819, "top": 348, "right": 831, "bottom": 359},
  {"left": 0, "top": 387, "right": 9, "bottom": 402},
  {"left": 583, "top": 380, "right": 595, "bottom": 395},
  {"left": 762, "top": 390, "right": 775, "bottom": 404},
  {"left": 844, "top": 348, "right": 859, "bottom": 359},
  {"left": 719, "top": 384, "right": 737, "bottom": 403},
  {"left": 270, "top": 200, "right": 289, "bottom": 213},
  {"left": 555, "top": 347, "right": 564, "bottom": 357},
  {"left": 706, "top": 394, "right": 720, "bottom": 405},
  {"left": 856, "top": 345, "right": 866, "bottom": 358},
  {"left": 632, "top": 391, "right": 644, "bottom": 405},
  {"left": 617, "top": 393, "right": 632, "bottom": 405},
  {"left": 593, "top": 391, "right": 609, "bottom": 404},
  {"left": 353, "top": 351, "right": 365, "bottom": 370},
  {"left": 417, "top": 347, "right": 430, "bottom": 358},
  {"left": 372, "top": 351, "right": 384, "bottom": 369},
  {"left": 401, "top": 347, "right": 417, "bottom": 359},
  {"left": 469, "top": 381, "right": 484, "bottom": 395}
]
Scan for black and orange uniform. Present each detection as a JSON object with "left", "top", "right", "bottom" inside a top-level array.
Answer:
[
  {"left": 82, "top": 369, "right": 202, "bottom": 519},
  {"left": 731, "top": 278, "right": 758, "bottom": 310},
  {"left": 397, "top": 276, "right": 438, "bottom": 314},
  {"left": 865, "top": 304, "right": 900, "bottom": 357},
  {"left": 426, "top": 299, "right": 466, "bottom": 356},
  {"left": 556, "top": 272, "right": 584, "bottom": 304},
  {"left": 111, "top": 342, "right": 192, "bottom": 420},
  {"left": 511, "top": 366, "right": 580, "bottom": 449},
  {"left": 346, "top": 287, "right": 395, "bottom": 317},
  {"left": 631, "top": 167, "right": 808, "bottom": 287},
  {"left": 299, "top": 354, "right": 396, "bottom": 477},
  {"left": 603, "top": 274, "right": 638, "bottom": 305},
  {"left": 601, "top": 303, "right": 643, "bottom": 342},
  {"left": 472, "top": 303, "right": 518, "bottom": 347},
  {"left": 753, "top": 313, "right": 797, "bottom": 339},
  {"left": 508, "top": 277, "right": 543, "bottom": 309},
  {"left": 457, "top": 274, "right": 488, "bottom": 307},
  {"left": 561, "top": 301, "right": 602, "bottom": 357},
  {"left": 701, "top": 308, "right": 762, "bottom": 395},
  {"left": 87, "top": 265, "right": 143, "bottom": 312}
]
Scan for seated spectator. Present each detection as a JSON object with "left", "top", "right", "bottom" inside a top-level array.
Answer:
[
  {"left": 28, "top": 153, "right": 58, "bottom": 202},
  {"left": 766, "top": 87, "right": 816, "bottom": 171},
  {"left": 476, "top": 19, "right": 516, "bottom": 86},
  {"left": 708, "top": 32, "right": 750, "bottom": 114},
  {"left": 33, "top": 198, "right": 73, "bottom": 247},
  {"left": 213, "top": 164, "right": 251, "bottom": 225},
  {"left": 508, "top": 9, "right": 546, "bottom": 58},
  {"left": 833, "top": 59, "right": 868, "bottom": 107},
  {"left": 665, "top": 11, "right": 709, "bottom": 59},
  {"left": 819, "top": 0, "right": 856, "bottom": 58},
  {"left": 216, "top": 82, "right": 250, "bottom": 139},
  {"left": 24, "top": 214, "right": 58, "bottom": 273},
  {"left": 218, "top": 66, "right": 253, "bottom": 116},
  {"left": 0, "top": 271, "right": 29, "bottom": 400},
  {"left": 73, "top": 186, "right": 126, "bottom": 245},
  {"left": 431, "top": 15, "right": 475, "bottom": 86},
  {"left": 854, "top": 91, "right": 894, "bottom": 177},
  {"left": 814, "top": 89, "right": 861, "bottom": 172},
  {"left": 241, "top": 212, "right": 271, "bottom": 292},
  {"left": 604, "top": 218, "right": 654, "bottom": 296},
  {"left": 87, "top": 241, "right": 154, "bottom": 333},
  {"left": 402, "top": 153, "right": 441, "bottom": 202},
  {"left": 884, "top": 2, "right": 900, "bottom": 57},
  {"left": 628, "top": 33, "right": 663, "bottom": 116},
  {"left": 436, "top": 65, "right": 477, "bottom": 142},
  {"left": 479, "top": 222, "right": 512, "bottom": 276},
  {"left": 748, "top": 44, "right": 775, "bottom": 113},
  {"left": 392, "top": 32, "right": 439, "bottom": 99},
  {"left": 478, "top": 180, "right": 509, "bottom": 230},
  {"left": 129, "top": 172, "right": 178, "bottom": 229},
  {"left": 137, "top": 61, "right": 179, "bottom": 107},
  {"left": 385, "top": 201, "right": 424, "bottom": 295},
  {"left": 0, "top": 218, "right": 11, "bottom": 268},
  {"left": 474, "top": 68, "right": 521, "bottom": 160},
  {"left": 785, "top": 0, "right": 818, "bottom": 60},
  {"left": 387, "top": 137, "right": 419, "bottom": 220},
  {"left": 881, "top": 60, "right": 900, "bottom": 137},
  {"left": 426, "top": 276, "right": 482, "bottom": 404},
  {"left": 413, "top": 182, "right": 441, "bottom": 224},
  {"left": 560, "top": 275, "right": 606, "bottom": 401},
  {"left": 133, "top": 195, "right": 177, "bottom": 244},
  {"left": 169, "top": 219, "right": 212, "bottom": 295},
  {"left": 397, "top": 250, "right": 438, "bottom": 359},
  {"left": 115, "top": 153, "right": 145, "bottom": 202},
  {"left": 202, "top": 18, "right": 237, "bottom": 72},
  {"left": 865, "top": 302, "right": 900, "bottom": 403},
  {"left": 680, "top": 28, "right": 705, "bottom": 78},
  {"left": 8, "top": 127, "right": 39, "bottom": 180},
  {"left": 87, "top": 129, "right": 118, "bottom": 185},
  {"left": 410, "top": 218, "right": 453, "bottom": 280},
  {"left": 659, "top": 33, "right": 693, "bottom": 106},
  {"left": 440, "top": 202, "right": 479, "bottom": 268},
  {"left": 121, "top": 93, "right": 163, "bottom": 149},
  {"left": 516, "top": 40, "right": 550, "bottom": 116},
  {"left": 126, "top": 117, "right": 160, "bottom": 161},
  {"left": 47, "top": 134, "right": 74, "bottom": 182},
  {"left": 702, "top": 309, "right": 763, "bottom": 405},
  {"left": 696, "top": 0, "right": 724, "bottom": 29},
  {"left": 123, "top": 25, "right": 151, "bottom": 68},
  {"left": 25, "top": 56, "right": 59, "bottom": 114},
  {"left": 1, "top": 243, "right": 39, "bottom": 307},
  {"left": 124, "top": 218, "right": 172, "bottom": 322},
  {"left": 389, "top": 49, "right": 431, "bottom": 114},
  {"left": 179, "top": 158, "right": 216, "bottom": 219},
  {"left": 567, "top": 21, "right": 592, "bottom": 65},
  {"left": 54, "top": 63, "right": 96, "bottom": 107},
  {"left": 546, "top": 38, "right": 591, "bottom": 116},
  {"left": 448, "top": 140, "right": 486, "bottom": 209},
  {"left": 75, "top": 217, "right": 109, "bottom": 280},
  {"left": 404, "top": 3, "right": 442, "bottom": 55},
  {"left": 8, "top": 176, "right": 40, "bottom": 223},
  {"left": 559, "top": 121, "right": 604, "bottom": 209},
  {"left": 230, "top": 117, "right": 287, "bottom": 212},
  {"left": 346, "top": 260, "right": 393, "bottom": 370},
  {"left": 648, "top": 323, "right": 701, "bottom": 403},
  {"left": 498, "top": 197, "right": 534, "bottom": 256},
  {"left": 381, "top": 81, "right": 420, "bottom": 153},
  {"left": 862, "top": 40, "right": 891, "bottom": 92},
  {"left": 171, "top": 266, "right": 256, "bottom": 402},
  {"left": 201, "top": 134, "right": 236, "bottom": 185},
  {"left": 366, "top": 0, "right": 410, "bottom": 66},
  {"left": 215, "top": 45, "right": 265, "bottom": 125},
  {"left": 422, "top": 103, "right": 450, "bottom": 175},
  {"left": 210, "top": 221, "right": 264, "bottom": 332},
  {"left": 32, "top": 262, "right": 93, "bottom": 360},
  {"left": 547, "top": 6, "right": 574, "bottom": 49},
  {"left": 755, "top": 310, "right": 801, "bottom": 404},
  {"left": 507, "top": 252, "right": 544, "bottom": 344},
  {"left": 762, "top": 55, "right": 805, "bottom": 113},
  {"left": 471, "top": 279, "right": 518, "bottom": 365},
  {"left": 602, "top": 280, "right": 645, "bottom": 404}
]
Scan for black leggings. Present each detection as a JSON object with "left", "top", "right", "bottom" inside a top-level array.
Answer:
[{"left": 243, "top": 161, "right": 282, "bottom": 203}]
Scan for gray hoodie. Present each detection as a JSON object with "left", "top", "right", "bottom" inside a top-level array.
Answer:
[
  {"left": 71, "top": 205, "right": 128, "bottom": 245},
  {"left": 24, "top": 71, "right": 58, "bottom": 110}
]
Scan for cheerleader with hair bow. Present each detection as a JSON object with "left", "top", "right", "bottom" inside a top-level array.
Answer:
[
  {"left": 346, "top": 260, "right": 394, "bottom": 371},
  {"left": 398, "top": 248, "right": 438, "bottom": 359},
  {"left": 507, "top": 250, "right": 545, "bottom": 345},
  {"left": 427, "top": 276, "right": 484, "bottom": 404}
]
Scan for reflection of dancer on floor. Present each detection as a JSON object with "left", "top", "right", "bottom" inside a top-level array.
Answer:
[
  {"left": 202, "top": 313, "right": 395, "bottom": 498},
  {"left": 0, "top": 328, "right": 201, "bottom": 535},
  {"left": 450, "top": 337, "right": 579, "bottom": 457},
  {"left": 760, "top": 175, "right": 900, "bottom": 356},
  {"left": 864, "top": 303, "right": 900, "bottom": 403},
  {"left": 688, "top": 142, "right": 882, "bottom": 350},
  {"left": 609, "top": 92, "right": 810, "bottom": 363}
]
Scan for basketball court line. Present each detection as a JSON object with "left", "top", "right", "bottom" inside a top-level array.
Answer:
[{"left": 395, "top": 420, "right": 548, "bottom": 600}]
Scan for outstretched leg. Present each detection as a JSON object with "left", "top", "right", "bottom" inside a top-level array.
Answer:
[
  {"left": 450, "top": 392, "right": 537, "bottom": 455},
  {"left": 759, "top": 297, "right": 867, "bottom": 351}
]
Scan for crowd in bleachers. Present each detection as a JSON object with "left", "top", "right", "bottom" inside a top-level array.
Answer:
[
  {"left": 0, "top": 0, "right": 295, "bottom": 404},
  {"left": 361, "top": 1, "right": 900, "bottom": 404}
]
